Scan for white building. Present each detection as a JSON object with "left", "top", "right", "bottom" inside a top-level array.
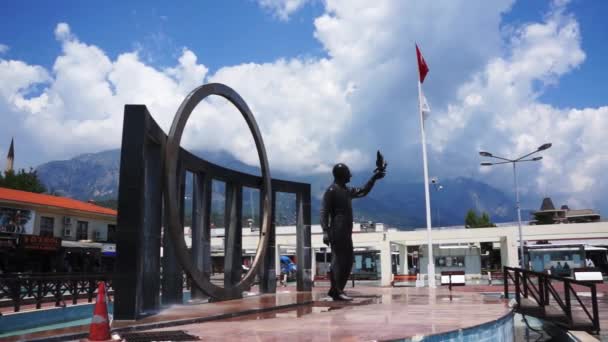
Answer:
[
  {"left": 0, "top": 187, "right": 117, "bottom": 272},
  {"left": 0, "top": 187, "right": 116, "bottom": 241},
  {"left": 201, "top": 221, "right": 608, "bottom": 286}
]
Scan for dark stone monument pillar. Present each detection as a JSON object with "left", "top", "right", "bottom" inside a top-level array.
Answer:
[
  {"left": 115, "top": 105, "right": 163, "bottom": 320},
  {"left": 223, "top": 182, "right": 243, "bottom": 297},
  {"left": 259, "top": 190, "right": 277, "bottom": 294},
  {"left": 296, "top": 187, "right": 313, "bottom": 291},
  {"left": 191, "top": 172, "right": 212, "bottom": 300},
  {"left": 161, "top": 166, "right": 185, "bottom": 305},
  {"left": 140, "top": 141, "right": 163, "bottom": 311}
]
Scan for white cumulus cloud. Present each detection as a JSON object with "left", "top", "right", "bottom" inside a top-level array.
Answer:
[
  {"left": 428, "top": 1, "right": 606, "bottom": 210},
  {"left": 257, "top": 0, "right": 311, "bottom": 21},
  {"left": 0, "top": 22, "right": 362, "bottom": 174},
  {"left": 0, "top": 1, "right": 606, "bottom": 213}
]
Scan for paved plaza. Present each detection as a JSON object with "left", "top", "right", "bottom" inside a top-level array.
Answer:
[
  {"left": 3, "top": 286, "right": 516, "bottom": 341},
  {"left": 145, "top": 287, "right": 513, "bottom": 341}
]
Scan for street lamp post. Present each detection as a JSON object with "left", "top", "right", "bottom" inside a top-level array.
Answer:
[
  {"left": 479, "top": 143, "right": 551, "bottom": 269},
  {"left": 431, "top": 178, "right": 443, "bottom": 228}
]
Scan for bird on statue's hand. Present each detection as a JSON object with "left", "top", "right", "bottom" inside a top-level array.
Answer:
[{"left": 374, "top": 150, "right": 387, "bottom": 179}]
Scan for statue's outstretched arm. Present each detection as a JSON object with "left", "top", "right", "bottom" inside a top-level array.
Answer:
[
  {"left": 350, "top": 170, "right": 386, "bottom": 198},
  {"left": 349, "top": 176, "right": 376, "bottom": 198},
  {"left": 350, "top": 151, "right": 387, "bottom": 198}
]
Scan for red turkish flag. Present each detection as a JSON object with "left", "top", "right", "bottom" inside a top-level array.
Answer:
[{"left": 416, "top": 44, "right": 429, "bottom": 83}]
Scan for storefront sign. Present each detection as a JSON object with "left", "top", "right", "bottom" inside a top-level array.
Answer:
[
  {"left": 101, "top": 243, "right": 116, "bottom": 256},
  {"left": 435, "top": 256, "right": 465, "bottom": 268},
  {"left": 21, "top": 235, "right": 61, "bottom": 251}
]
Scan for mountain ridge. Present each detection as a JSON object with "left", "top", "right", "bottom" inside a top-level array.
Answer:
[{"left": 36, "top": 149, "right": 518, "bottom": 229}]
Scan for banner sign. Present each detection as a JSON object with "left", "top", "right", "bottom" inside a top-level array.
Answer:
[{"left": 0, "top": 207, "right": 35, "bottom": 234}]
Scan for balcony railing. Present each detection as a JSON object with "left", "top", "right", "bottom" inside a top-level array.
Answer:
[
  {"left": 0, "top": 272, "right": 112, "bottom": 312},
  {"left": 504, "top": 266, "right": 600, "bottom": 334}
]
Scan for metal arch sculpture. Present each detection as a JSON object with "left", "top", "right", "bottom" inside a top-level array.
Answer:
[{"left": 164, "top": 83, "right": 272, "bottom": 299}]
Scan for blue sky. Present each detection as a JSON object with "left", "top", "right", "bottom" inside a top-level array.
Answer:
[
  {"left": 0, "top": 1, "right": 325, "bottom": 72},
  {"left": 0, "top": 0, "right": 607, "bottom": 212},
  {"left": 504, "top": 0, "right": 608, "bottom": 108},
  {"left": 2, "top": 0, "right": 606, "bottom": 108}
]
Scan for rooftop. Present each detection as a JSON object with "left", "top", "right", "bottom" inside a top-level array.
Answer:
[{"left": 0, "top": 187, "right": 117, "bottom": 217}]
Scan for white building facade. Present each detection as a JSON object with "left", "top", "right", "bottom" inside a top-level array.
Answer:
[{"left": 204, "top": 221, "right": 608, "bottom": 286}]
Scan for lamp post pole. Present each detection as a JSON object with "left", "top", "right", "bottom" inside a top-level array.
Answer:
[
  {"left": 512, "top": 162, "right": 524, "bottom": 269},
  {"left": 479, "top": 143, "right": 552, "bottom": 269},
  {"left": 431, "top": 178, "right": 443, "bottom": 228}
]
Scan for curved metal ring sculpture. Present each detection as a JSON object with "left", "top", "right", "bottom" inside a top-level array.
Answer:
[{"left": 164, "top": 83, "right": 272, "bottom": 299}]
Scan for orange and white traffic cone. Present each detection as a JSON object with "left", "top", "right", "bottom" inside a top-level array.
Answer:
[{"left": 88, "top": 282, "right": 111, "bottom": 341}]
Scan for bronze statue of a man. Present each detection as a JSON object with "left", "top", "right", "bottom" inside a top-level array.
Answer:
[{"left": 320, "top": 152, "right": 386, "bottom": 301}]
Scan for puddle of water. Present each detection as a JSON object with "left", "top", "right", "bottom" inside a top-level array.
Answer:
[
  {"left": 221, "top": 305, "right": 334, "bottom": 321},
  {"left": 222, "top": 295, "right": 382, "bottom": 322}
]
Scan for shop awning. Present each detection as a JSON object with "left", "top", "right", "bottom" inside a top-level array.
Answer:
[{"left": 62, "top": 240, "right": 103, "bottom": 250}]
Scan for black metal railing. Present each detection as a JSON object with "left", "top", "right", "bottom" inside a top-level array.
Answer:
[
  {"left": 0, "top": 273, "right": 112, "bottom": 312},
  {"left": 504, "top": 266, "right": 600, "bottom": 333}
]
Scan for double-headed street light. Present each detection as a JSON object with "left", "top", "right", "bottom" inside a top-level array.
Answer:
[
  {"left": 479, "top": 143, "right": 552, "bottom": 269},
  {"left": 430, "top": 178, "right": 443, "bottom": 227}
]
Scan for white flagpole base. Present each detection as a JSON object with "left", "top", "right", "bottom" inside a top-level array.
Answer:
[{"left": 427, "top": 263, "right": 436, "bottom": 288}]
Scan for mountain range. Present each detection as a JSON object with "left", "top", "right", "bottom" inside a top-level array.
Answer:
[{"left": 36, "top": 149, "right": 520, "bottom": 229}]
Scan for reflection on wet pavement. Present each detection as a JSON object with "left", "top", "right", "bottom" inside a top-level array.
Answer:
[
  {"left": 2, "top": 291, "right": 317, "bottom": 342},
  {"left": 5, "top": 287, "right": 515, "bottom": 342},
  {"left": 149, "top": 287, "right": 513, "bottom": 341},
  {"left": 224, "top": 295, "right": 384, "bottom": 322}
]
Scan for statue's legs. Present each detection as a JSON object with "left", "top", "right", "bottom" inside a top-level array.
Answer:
[
  {"left": 337, "top": 237, "right": 353, "bottom": 291},
  {"left": 330, "top": 236, "right": 354, "bottom": 295},
  {"left": 329, "top": 244, "right": 341, "bottom": 296}
]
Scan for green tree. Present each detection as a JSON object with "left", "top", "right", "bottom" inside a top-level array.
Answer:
[
  {"left": 465, "top": 209, "right": 478, "bottom": 228},
  {"left": 465, "top": 209, "right": 496, "bottom": 228},
  {"left": 0, "top": 168, "right": 47, "bottom": 193},
  {"left": 479, "top": 212, "right": 495, "bottom": 227}
]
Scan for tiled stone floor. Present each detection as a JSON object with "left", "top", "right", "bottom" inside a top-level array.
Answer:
[
  {"left": 8, "top": 282, "right": 608, "bottom": 341},
  {"left": 147, "top": 287, "right": 512, "bottom": 341},
  {"left": 4, "top": 286, "right": 513, "bottom": 341},
  {"left": 3, "top": 291, "right": 314, "bottom": 341}
]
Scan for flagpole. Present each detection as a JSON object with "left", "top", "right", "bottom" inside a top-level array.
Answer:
[{"left": 417, "top": 80, "right": 435, "bottom": 288}]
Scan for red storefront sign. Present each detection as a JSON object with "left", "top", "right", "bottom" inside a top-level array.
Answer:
[{"left": 21, "top": 235, "right": 61, "bottom": 251}]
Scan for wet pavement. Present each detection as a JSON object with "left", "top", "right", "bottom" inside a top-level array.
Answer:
[
  {"left": 3, "top": 291, "right": 314, "bottom": 341},
  {"left": 147, "top": 287, "right": 512, "bottom": 341},
  {"left": 4, "top": 287, "right": 513, "bottom": 341}
]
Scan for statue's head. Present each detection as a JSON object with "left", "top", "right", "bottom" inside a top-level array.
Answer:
[{"left": 332, "top": 163, "right": 352, "bottom": 184}]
